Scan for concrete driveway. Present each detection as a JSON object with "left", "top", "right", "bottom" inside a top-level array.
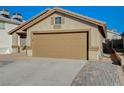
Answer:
[{"left": 0, "top": 56, "right": 86, "bottom": 86}]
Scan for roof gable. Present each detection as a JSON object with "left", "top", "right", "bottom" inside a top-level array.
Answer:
[
  {"left": 9, "top": 8, "right": 106, "bottom": 37},
  {"left": 22, "top": 8, "right": 106, "bottom": 31}
]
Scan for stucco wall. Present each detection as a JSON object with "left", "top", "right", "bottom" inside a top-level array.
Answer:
[
  {"left": 12, "top": 33, "right": 19, "bottom": 45},
  {"left": 20, "top": 37, "right": 26, "bottom": 54},
  {"left": 0, "top": 22, "right": 18, "bottom": 54},
  {"left": 11, "top": 33, "right": 20, "bottom": 53},
  {"left": 26, "top": 13, "right": 104, "bottom": 60}
]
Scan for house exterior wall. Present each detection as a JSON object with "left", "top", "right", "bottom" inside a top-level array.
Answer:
[
  {"left": 0, "top": 22, "right": 18, "bottom": 54},
  {"left": 26, "top": 13, "right": 105, "bottom": 60},
  {"left": 11, "top": 33, "right": 20, "bottom": 53},
  {"left": 107, "top": 31, "right": 121, "bottom": 40},
  {"left": 20, "top": 37, "right": 26, "bottom": 53},
  {"left": 12, "top": 33, "right": 26, "bottom": 54}
]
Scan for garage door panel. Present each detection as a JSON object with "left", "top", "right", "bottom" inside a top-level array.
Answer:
[{"left": 32, "top": 32, "right": 87, "bottom": 59}]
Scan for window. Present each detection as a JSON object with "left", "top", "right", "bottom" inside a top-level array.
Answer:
[
  {"left": 0, "top": 22, "right": 5, "bottom": 29},
  {"left": 55, "top": 17, "right": 61, "bottom": 25}
]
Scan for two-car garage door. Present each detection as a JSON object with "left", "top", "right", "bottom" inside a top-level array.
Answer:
[{"left": 32, "top": 31, "right": 88, "bottom": 60}]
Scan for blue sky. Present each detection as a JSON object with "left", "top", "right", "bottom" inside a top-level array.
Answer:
[{"left": 0, "top": 6, "right": 124, "bottom": 33}]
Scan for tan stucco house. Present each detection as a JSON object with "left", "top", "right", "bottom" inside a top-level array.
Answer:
[{"left": 8, "top": 8, "right": 107, "bottom": 60}]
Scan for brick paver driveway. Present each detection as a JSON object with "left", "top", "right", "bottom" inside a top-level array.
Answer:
[
  {"left": 0, "top": 54, "right": 86, "bottom": 86},
  {"left": 71, "top": 61, "right": 124, "bottom": 86}
]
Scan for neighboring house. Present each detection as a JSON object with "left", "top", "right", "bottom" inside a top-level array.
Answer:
[
  {"left": 107, "top": 30, "right": 121, "bottom": 49},
  {"left": 121, "top": 32, "right": 124, "bottom": 48},
  {"left": 9, "top": 8, "right": 107, "bottom": 60},
  {"left": 0, "top": 9, "right": 24, "bottom": 54},
  {"left": 103, "top": 30, "right": 121, "bottom": 53},
  {"left": 107, "top": 30, "right": 121, "bottom": 40}
]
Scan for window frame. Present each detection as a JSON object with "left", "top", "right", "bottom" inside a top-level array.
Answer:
[
  {"left": 54, "top": 16, "right": 62, "bottom": 25},
  {"left": 0, "top": 22, "right": 5, "bottom": 30}
]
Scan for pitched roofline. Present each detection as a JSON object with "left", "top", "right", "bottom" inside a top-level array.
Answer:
[
  {"left": 8, "top": 8, "right": 50, "bottom": 34},
  {"left": 54, "top": 8, "right": 106, "bottom": 38},
  {"left": 9, "top": 7, "right": 106, "bottom": 37},
  {"left": 0, "top": 16, "right": 23, "bottom": 25},
  {"left": 21, "top": 7, "right": 106, "bottom": 31},
  {"left": 54, "top": 8, "right": 106, "bottom": 26},
  {"left": 21, "top": 9, "right": 56, "bottom": 31},
  {"left": 107, "top": 30, "right": 120, "bottom": 36}
]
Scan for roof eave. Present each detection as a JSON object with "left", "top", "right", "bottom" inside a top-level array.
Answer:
[
  {"left": 22, "top": 8, "right": 106, "bottom": 31},
  {"left": 8, "top": 8, "right": 51, "bottom": 35},
  {"left": 9, "top": 7, "right": 107, "bottom": 37}
]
